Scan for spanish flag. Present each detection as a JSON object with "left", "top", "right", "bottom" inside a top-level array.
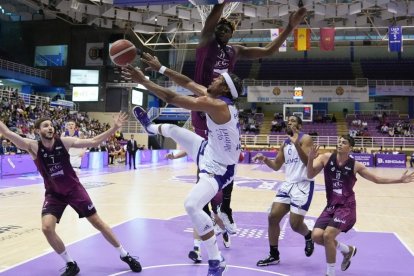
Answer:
[{"left": 294, "top": 28, "right": 311, "bottom": 51}]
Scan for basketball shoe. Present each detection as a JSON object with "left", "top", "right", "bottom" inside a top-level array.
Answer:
[
  {"left": 120, "top": 254, "right": 142, "bottom": 272},
  {"left": 132, "top": 106, "right": 155, "bottom": 135},
  {"left": 60, "top": 262, "right": 80, "bottom": 276},
  {"left": 341, "top": 246, "right": 357, "bottom": 271},
  {"left": 188, "top": 246, "right": 202, "bottom": 263},
  {"left": 207, "top": 255, "right": 226, "bottom": 276}
]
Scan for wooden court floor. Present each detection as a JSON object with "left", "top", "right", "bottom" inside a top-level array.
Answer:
[{"left": 1, "top": 162, "right": 413, "bottom": 271}]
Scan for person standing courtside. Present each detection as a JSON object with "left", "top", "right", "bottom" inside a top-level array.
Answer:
[
  {"left": 253, "top": 115, "right": 315, "bottom": 266},
  {"left": 307, "top": 135, "right": 414, "bottom": 276},
  {"left": 0, "top": 113, "right": 141, "bottom": 276},
  {"left": 191, "top": 2, "right": 307, "bottom": 238},
  {"left": 127, "top": 134, "right": 138, "bottom": 169}
]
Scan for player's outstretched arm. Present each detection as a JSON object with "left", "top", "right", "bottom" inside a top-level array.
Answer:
[
  {"left": 357, "top": 162, "right": 414, "bottom": 184},
  {"left": 199, "top": 3, "right": 226, "bottom": 46},
  {"left": 235, "top": 7, "right": 306, "bottom": 59},
  {"left": 252, "top": 144, "right": 285, "bottom": 171},
  {"left": 0, "top": 121, "right": 35, "bottom": 153},
  {"left": 140, "top": 53, "right": 207, "bottom": 97}
]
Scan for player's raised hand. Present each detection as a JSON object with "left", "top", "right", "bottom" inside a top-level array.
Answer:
[
  {"left": 252, "top": 153, "right": 266, "bottom": 163},
  {"left": 113, "top": 112, "right": 128, "bottom": 129},
  {"left": 308, "top": 145, "right": 320, "bottom": 161},
  {"left": 288, "top": 7, "right": 307, "bottom": 28},
  {"left": 141, "top": 52, "right": 162, "bottom": 72},
  {"left": 400, "top": 170, "right": 414, "bottom": 183},
  {"left": 165, "top": 152, "right": 175, "bottom": 160},
  {"left": 121, "top": 65, "right": 147, "bottom": 83}
]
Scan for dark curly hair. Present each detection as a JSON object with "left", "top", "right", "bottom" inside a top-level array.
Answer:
[{"left": 217, "top": 18, "right": 235, "bottom": 32}]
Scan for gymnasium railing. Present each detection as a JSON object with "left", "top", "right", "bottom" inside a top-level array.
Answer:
[
  {"left": 0, "top": 58, "right": 51, "bottom": 79},
  {"left": 240, "top": 134, "right": 414, "bottom": 149}
]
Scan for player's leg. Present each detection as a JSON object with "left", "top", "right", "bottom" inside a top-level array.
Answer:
[
  {"left": 41, "top": 197, "right": 79, "bottom": 276},
  {"left": 257, "top": 202, "right": 290, "bottom": 266},
  {"left": 184, "top": 173, "right": 226, "bottom": 274}
]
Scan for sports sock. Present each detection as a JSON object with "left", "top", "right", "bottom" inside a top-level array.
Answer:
[
  {"left": 270, "top": 245, "right": 279, "bottom": 257},
  {"left": 59, "top": 250, "right": 74, "bottom": 263},
  {"left": 116, "top": 245, "right": 128, "bottom": 257},
  {"left": 336, "top": 242, "right": 350, "bottom": 254},
  {"left": 326, "top": 263, "right": 335, "bottom": 276}
]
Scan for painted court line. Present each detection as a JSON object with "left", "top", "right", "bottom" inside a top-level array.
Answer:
[
  {"left": 108, "top": 264, "right": 290, "bottom": 276},
  {"left": 0, "top": 215, "right": 151, "bottom": 274}
]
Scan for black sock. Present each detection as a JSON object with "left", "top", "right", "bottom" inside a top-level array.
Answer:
[
  {"left": 305, "top": 231, "right": 312, "bottom": 240},
  {"left": 270, "top": 245, "right": 279, "bottom": 257}
]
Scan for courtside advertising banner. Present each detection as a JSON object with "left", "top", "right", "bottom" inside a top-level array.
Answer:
[{"left": 247, "top": 85, "right": 368, "bottom": 103}]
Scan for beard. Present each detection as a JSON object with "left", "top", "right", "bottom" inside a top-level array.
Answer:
[
  {"left": 286, "top": 128, "right": 293, "bottom": 136},
  {"left": 41, "top": 133, "right": 54, "bottom": 140}
]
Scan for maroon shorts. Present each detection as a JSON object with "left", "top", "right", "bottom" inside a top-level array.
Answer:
[
  {"left": 314, "top": 203, "right": 356, "bottom": 233},
  {"left": 42, "top": 187, "right": 96, "bottom": 222}
]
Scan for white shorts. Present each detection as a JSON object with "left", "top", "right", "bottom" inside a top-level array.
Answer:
[{"left": 274, "top": 180, "right": 314, "bottom": 216}]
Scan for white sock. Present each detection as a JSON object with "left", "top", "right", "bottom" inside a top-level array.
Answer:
[
  {"left": 59, "top": 250, "right": 74, "bottom": 263},
  {"left": 202, "top": 235, "right": 221, "bottom": 261},
  {"left": 336, "top": 242, "right": 350, "bottom": 254},
  {"left": 116, "top": 245, "right": 128, "bottom": 257},
  {"left": 194, "top": 239, "right": 202, "bottom": 249},
  {"left": 147, "top": 124, "right": 159, "bottom": 134},
  {"left": 326, "top": 263, "right": 335, "bottom": 276}
]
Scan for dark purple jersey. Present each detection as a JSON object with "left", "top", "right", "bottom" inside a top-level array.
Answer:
[
  {"left": 34, "top": 138, "right": 83, "bottom": 196},
  {"left": 192, "top": 39, "right": 237, "bottom": 138},
  {"left": 323, "top": 152, "right": 357, "bottom": 206}
]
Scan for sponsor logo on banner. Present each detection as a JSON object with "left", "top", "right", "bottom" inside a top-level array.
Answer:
[
  {"left": 272, "top": 87, "right": 281, "bottom": 96},
  {"left": 85, "top": 42, "right": 104, "bottom": 66},
  {"left": 247, "top": 85, "right": 368, "bottom": 103},
  {"left": 270, "top": 29, "right": 287, "bottom": 52},
  {"left": 388, "top": 26, "right": 403, "bottom": 52},
  {"left": 336, "top": 87, "right": 344, "bottom": 96}
]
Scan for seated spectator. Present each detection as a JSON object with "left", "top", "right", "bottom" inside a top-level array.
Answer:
[
  {"left": 270, "top": 119, "right": 280, "bottom": 132},
  {"left": 0, "top": 139, "right": 8, "bottom": 155}
]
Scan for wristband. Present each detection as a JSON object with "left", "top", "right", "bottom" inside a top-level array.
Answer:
[{"left": 158, "top": 66, "right": 167, "bottom": 74}]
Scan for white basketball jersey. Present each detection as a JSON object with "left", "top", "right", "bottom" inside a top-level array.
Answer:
[
  {"left": 283, "top": 134, "right": 312, "bottom": 183},
  {"left": 201, "top": 99, "right": 240, "bottom": 175}
]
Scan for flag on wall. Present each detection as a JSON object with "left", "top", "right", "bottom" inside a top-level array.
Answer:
[
  {"left": 270, "top": 29, "right": 287, "bottom": 52},
  {"left": 319, "top": 28, "right": 335, "bottom": 51},
  {"left": 388, "top": 26, "right": 403, "bottom": 52},
  {"left": 294, "top": 28, "right": 311, "bottom": 51}
]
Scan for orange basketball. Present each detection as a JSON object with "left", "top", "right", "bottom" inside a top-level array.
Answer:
[{"left": 109, "top": 39, "right": 137, "bottom": 66}]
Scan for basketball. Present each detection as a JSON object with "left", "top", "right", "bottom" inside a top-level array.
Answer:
[{"left": 109, "top": 39, "right": 137, "bottom": 66}]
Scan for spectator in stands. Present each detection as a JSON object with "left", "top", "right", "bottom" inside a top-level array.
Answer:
[
  {"left": 108, "top": 142, "right": 117, "bottom": 165},
  {"left": 114, "top": 130, "right": 124, "bottom": 141},
  {"left": 6, "top": 140, "right": 17, "bottom": 155},
  {"left": 331, "top": 114, "right": 337, "bottom": 123},
  {"left": 410, "top": 152, "right": 414, "bottom": 168},
  {"left": 271, "top": 119, "right": 280, "bottom": 132},
  {"left": 0, "top": 139, "right": 8, "bottom": 155}
]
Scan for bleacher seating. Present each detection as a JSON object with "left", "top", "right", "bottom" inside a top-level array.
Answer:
[
  {"left": 360, "top": 59, "right": 414, "bottom": 80},
  {"left": 257, "top": 59, "right": 354, "bottom": 80}
]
